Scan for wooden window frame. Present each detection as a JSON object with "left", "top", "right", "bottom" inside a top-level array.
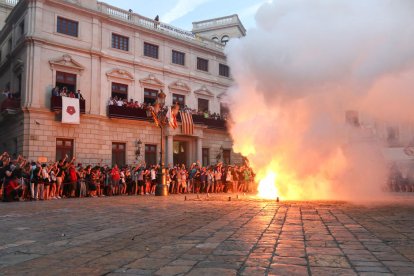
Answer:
[
  {"left": 111, "top": 82, "right": 128, "bottom": 99},
  {"left": 223, "top": 149, "right": 231, "bottom": 165},
  {"left": 112, "top": 142, "right": 126, "bottom": 167},
  {"left": 112, "top": 33, "right": 129, "bottom": 51},
  {"left": 202, "top": 148, "right": 210, "bottom": 166},
  {"left": 144, "top": 88, "right": 158, "bottom": 105},
  {"left": 144, "top": 42, "right": 159, "bottom": 59},
  {"left": 198, "top": 98, "right": 209, "bottom": 113},
  {"left": 57, "top": 16, "right": 78, "bottom": 37},
  {"left": 219, "top": 63, "right": 230, "bottom": 77},
  {"left": 172, "top": 93, "right": 185, "bottom": 106},
  {"left": 197, "top": 57, "right": 208, "bottom": 72},
  {"left": 56, "top": 71, "right": 77, "bottom": 92},
  {"left": 172, "top": 50, "right": 185, "bottom": 65},
  {"left": 145, "top": 144, "right": 157, "bottom": 166},
  {"left": 56, "top": 138, "right": 74, "bottom": 161}
]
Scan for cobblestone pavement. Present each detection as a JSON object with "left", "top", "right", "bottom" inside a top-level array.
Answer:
[{"left": 1, "top": 194, "right": 414, "bottom": 275}]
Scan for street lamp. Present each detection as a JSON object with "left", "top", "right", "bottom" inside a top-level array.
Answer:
[{"left": 147, "top": 89, "right": 169, "bottom": 196}]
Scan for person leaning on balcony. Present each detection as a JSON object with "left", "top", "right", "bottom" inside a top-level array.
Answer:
[
  {"left": 60, "top": 87, "right": 68, "bottom": 97},
  {"left": 75, "top": 90, "right": 84, "bottom": 100},
  {"left": 52, "top": 86, "right": 60, "bottom": 97}
]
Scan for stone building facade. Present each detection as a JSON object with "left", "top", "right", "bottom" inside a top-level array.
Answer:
[{"left": 0, "top": 0, "right": 246, "bottom": 167}]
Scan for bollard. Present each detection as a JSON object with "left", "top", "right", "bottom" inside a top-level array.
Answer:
[
  {"left": 207, "top": 193, "right": 209, "bottom": 198},
  {"left": 243, "top": 192, "right": 246, "bottom": 196},
  {"left": 237, "top": 194, "right": 239, "bottom": 199},
  {"left": 228, "top": 196, "right": 231, "bottom": 201},
  {"left": 197, "top": 194, "right": 200, "bottom": 199},
  {"left": 185, "top": 196, "right": 187, "bottom": 201},
  {"left": 276, "top": 197, "right": 279, "bottom": 202}
]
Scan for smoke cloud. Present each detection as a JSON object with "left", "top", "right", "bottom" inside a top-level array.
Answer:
[{"left": 225, "top": 0, "right": 414, "bottom": 200}]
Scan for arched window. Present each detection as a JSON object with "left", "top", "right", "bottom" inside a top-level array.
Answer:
[{"left": 212, "top": 37, "right": 219, "bottom": 42}]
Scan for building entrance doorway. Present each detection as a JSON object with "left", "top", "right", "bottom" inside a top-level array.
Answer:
[{"left": 173, "top": 141, "right": 187, "bottom": 166}]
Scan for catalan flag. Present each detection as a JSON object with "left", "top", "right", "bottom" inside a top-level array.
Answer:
[
  {"left": 167, "top": 106, "right": 178, "bottom": 129},
  {"left": 180, "top": 111, "right": 194, "bottom": 135}
]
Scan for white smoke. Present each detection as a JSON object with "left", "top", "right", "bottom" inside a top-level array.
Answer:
[{"left": 225, "top": 0, "right": 414, "bottom": 200}]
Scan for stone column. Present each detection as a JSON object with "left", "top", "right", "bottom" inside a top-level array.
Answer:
[
  {"left": 166, "top": 135, "right": 173, "bottom": 167},
  {"left": 196, "top": 137, "right": 203, "bottom": 166}
]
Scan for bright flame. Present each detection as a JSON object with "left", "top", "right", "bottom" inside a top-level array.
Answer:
[{"left": 257, "top": 171, "right": 278, "bottom": 199}]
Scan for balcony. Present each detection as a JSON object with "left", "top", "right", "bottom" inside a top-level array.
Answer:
[
  {"left": 108, "top": 105, "right": 149, "bottom": 121},
  {"left": 179, "top": 113, "right": 228, "bottom": 130},
  {"left": 51, "top": 96, "right": 85, "bottom": 113},
  {"left": 0, "top": 97, "right": 20, "bottom": 115},
  {"left": 108, "top": 105, "right": 228, "bottom": 130}
]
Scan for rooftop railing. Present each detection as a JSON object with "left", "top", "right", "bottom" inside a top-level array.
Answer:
[
  {"left": 97, "top": 2, "right": 225, "bottom": 51},
  {"left": 0, "top": 0, "right": 18, "bottom": 7}
]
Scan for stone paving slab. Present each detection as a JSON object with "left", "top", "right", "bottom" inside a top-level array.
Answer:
[{"left": 1, "top": 194, "right": 414, "bottom": 275}]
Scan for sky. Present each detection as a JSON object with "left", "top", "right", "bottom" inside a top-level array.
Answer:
[{"left": 104, "top": 0, "right": 269, "bottom": 32}]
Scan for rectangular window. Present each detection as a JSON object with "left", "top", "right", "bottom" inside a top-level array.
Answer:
[
  {"left": 202, "top": 148, "right": 209, "bottom": 166},
  {"left": 223, "top": 149, "right": 231, "bottom": 165},
  {"left": 145, "top": 144, "right": 157, "bottom": 166},
  {"left": 172, "top": 50, "right": 185, "bottom": 65},
  {"left": 197, "top": 57, "right": 208, "bottom": 72},
  {"left": 111, "top": 82, "right": 128, "bottom": 100},
  {"left": 56, "top": 71, "right": 76, "bottom": 93},
  {"left": 56, "top": 138, "right": 74, "bottom": 161},
  {"left": 172, "top": 93, "right": 185, "bottom": 106},
  {"left": 219, "top": 63, "right": 230, "bottom": 77},
  {"left": 144, "top": 42, "right": 159, "bottom": 59},
  {"left": 112, "top": 142, "right": 126, "bottom": 167},
  {"left": 144, "top": 88, "right": 158, "bottom": 105},
  {"left": 112, "top": 33, "right": 129, "bottom": 51},
  {"left": 57, "top": 17, "right": 78, "bottom": 37},
  {"left": 198, "top": 98, "right": 209, "bottom": 113}
]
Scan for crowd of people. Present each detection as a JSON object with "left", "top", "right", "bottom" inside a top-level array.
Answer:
[
  {"left": 387, "top": 163, "right": 414, "bottom": 192},
  {"left": 52, "top": 86, "right": 84, "bottom": 99},
  {"left": 0, "top": 151, "right": 255, "bottom": 202},
  {"left": 107, "top": 96, "right": 228, "bottom": 120}
]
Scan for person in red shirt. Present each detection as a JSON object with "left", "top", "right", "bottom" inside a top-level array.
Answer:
[
  {"left": 68, "top": 164, "right": 78, "bottom": 197},
  {"left": 111, "top": 164, "right": 120, "bottom": 195},
  {"left": 4, "top": 177, "right": 22, "bottom": 202}
]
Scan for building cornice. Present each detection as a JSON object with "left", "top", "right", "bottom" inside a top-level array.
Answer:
[{"left": 27, "top": 35, "right": 231, "bottom": 89}]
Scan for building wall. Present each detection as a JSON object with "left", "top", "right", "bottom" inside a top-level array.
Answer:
[{"left": 0, "top": 0, "right": 243, "bottom": 166}]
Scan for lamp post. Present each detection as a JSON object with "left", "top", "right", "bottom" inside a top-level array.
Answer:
[{"left": 147, "top": 90, "right": 169, "bottom": 196}]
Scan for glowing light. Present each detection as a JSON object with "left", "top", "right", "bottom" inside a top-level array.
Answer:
[{"left": 257, "top": 171, "right": 278, "bottom": 199}]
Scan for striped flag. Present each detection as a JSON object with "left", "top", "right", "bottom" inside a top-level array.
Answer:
[
  {"left": 180, "top": 111, "right": 194, "bottom": 135},
  {"left": 167, "top": 106, "right": 178, "bottom": 129}
]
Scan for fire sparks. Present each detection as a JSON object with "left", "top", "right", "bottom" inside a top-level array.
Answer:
[{"left": 257, "top": 171, "right": 278, "bottom": 199}]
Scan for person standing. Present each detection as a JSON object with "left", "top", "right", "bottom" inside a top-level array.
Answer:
[{"left": 111, "top": 164, "right": 120, "bottom": 195}]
